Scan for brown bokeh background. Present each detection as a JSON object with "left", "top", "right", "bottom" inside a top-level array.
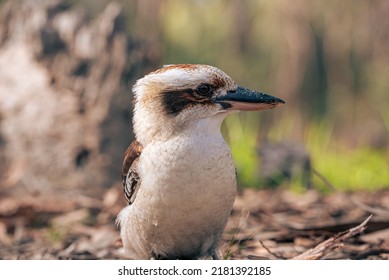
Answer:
[{"left": 0, "top": 0, "right": 388, "bottom": 259}]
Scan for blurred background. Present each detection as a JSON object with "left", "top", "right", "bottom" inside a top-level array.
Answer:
[
  {"left": 0, "top": 0, "right": 388, "bottom": 260},
  {"left": 0, "top": 0, "right": 387, "bottom": 197},
  {"left": 72, "top": 0, "right": 389, "bottom": 191}
]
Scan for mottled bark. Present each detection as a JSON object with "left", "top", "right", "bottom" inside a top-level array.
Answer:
[{"left": 0, "top": 0, "right": 157, "bottom": 199}]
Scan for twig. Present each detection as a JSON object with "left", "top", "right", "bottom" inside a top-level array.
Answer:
[
  {"left": 259, "top": 240, "right": 285, "bottom": 259},
  {"left": 350, "top": 197, "right": 389, "bottom": 218},
  {"left": 291, "top": 214, "right": 373, "bottom": 260},
  {"left": 312, "top": 167, "right": 336, "bottom": 191}
]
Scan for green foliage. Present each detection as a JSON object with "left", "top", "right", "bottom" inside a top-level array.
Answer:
[
  {"left": 314, "top": 148, "right": 389, "bottom": 190},
  {"left": 306, "top": 126, "right": 389, "bottom": 190},
  {"left": 223, "top": 114, "right": 261, "bottom": 187},
  {"left": 305, "top": 121, "right": 389, "bottom": 190},
  {"left": 224, "top": 116, "right": 389, "bottom": 191}
]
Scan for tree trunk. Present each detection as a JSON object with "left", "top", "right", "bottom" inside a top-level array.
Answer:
[{"left": 0, "top": 0, "right": 157, "bottom": 200}]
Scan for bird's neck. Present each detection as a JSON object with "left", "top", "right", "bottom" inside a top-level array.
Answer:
[{"left": 134, "top": 111, "right": 228, "bottom": 147}]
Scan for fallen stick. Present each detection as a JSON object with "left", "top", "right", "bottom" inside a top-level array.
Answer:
[
  {"left": 291, "top": 215, "right": 373, "bottom": 260},
  {"left": 350, "top": 197, "right": 389, "bottom": 218}
]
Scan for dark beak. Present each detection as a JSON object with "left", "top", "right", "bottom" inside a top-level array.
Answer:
[{"left": 214, "top": 86, "right": 285, "bottom": 111}]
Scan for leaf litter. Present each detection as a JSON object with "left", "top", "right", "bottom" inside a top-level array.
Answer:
[{"left": 0, "top": 186, "right": 388, "bottom": 260}]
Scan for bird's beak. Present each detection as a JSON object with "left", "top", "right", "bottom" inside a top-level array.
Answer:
[{"left": 214, "top": 86, "right": 285, "bottom": 111}]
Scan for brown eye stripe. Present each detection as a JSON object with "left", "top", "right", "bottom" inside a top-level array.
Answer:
[{"left": 162, "top": 89, "right": 213, "bottom": 116}]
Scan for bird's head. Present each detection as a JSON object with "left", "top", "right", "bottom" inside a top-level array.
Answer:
[{"left": 132, "top": 64, "right": 285, "bottom": 145}]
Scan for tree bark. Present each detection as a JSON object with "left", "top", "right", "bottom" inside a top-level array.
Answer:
[{"left": 0, "top": 0, "right": 157, "bottom": 200}]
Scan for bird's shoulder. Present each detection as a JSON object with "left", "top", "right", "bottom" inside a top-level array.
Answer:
[{"left": 122, "top": 139, "right": 143, "bottom": 204}]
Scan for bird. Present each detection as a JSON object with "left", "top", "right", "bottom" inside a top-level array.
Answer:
[{"left": 117, "top": 64, "right": 285, "bottom": 260}]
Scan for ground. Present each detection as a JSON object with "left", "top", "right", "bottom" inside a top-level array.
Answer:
[{"left": 0, "top": 186, "right": 388, "bottom": 260}]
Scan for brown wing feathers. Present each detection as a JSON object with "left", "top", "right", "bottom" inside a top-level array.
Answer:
[{"left": 122, "top": 140, "right": 143, "bottom": 204}]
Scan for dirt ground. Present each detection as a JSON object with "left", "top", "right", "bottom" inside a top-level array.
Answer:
[{"left": 0, "top": 185, "right": 388, "bottom": 260}]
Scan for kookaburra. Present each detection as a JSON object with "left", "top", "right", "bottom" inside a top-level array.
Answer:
[{"left": 117, "top": 64, "right": 284, "bottom": 259}]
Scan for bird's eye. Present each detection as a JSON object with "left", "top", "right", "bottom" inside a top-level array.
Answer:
[{"left": 196, "top": 84, "right": 213, "bottom": 96}]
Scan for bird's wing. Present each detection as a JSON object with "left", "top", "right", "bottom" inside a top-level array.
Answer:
[{"left": 122, "top": 139, "right": 143, "bottom": 205}]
